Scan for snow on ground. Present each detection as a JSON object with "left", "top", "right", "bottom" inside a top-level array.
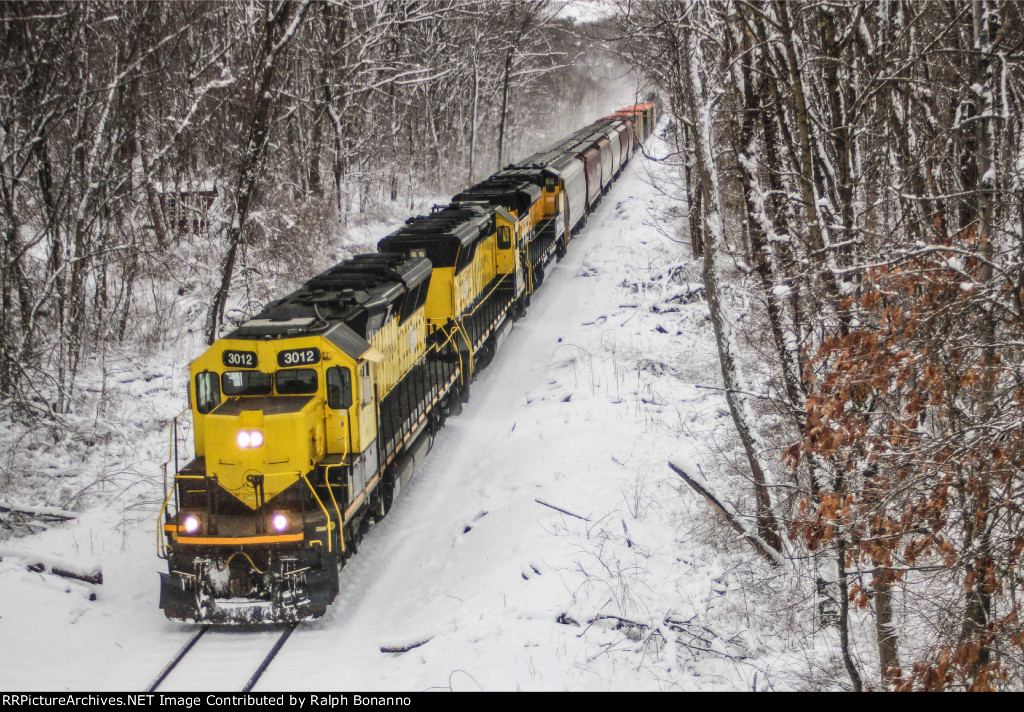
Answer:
[{"left": 0, "top": 129, "right": 806, "bottom": 691}]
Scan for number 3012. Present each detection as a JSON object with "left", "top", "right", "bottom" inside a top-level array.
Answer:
[{"left": 278, "top": 348, "right": 320, "bottom": 367}]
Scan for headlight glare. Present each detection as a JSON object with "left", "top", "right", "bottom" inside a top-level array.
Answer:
[
  {"left": 271, "top": 513, "right": 288, "bottom": 533},
  {"left": 182, "top": 514, "right": 200, "bottom": 534},
  {"left": 236, "top": 430, "right": 264, "bottom": 449}
]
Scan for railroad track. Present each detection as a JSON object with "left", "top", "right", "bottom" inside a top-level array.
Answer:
[{"left": 148, "top": 624, "right": 297, "bottom": 692}]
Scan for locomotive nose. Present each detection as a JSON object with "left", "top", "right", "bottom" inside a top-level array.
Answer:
[{"left": 203, "top": 393, "right": 320, "bottom": 508}]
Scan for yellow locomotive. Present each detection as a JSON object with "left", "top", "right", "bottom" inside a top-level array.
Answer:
[{"left": 158, "top": 105, "right": 656, "bottom": 623}]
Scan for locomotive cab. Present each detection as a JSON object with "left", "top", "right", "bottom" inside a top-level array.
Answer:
[
  {"left": 188, "top": 332, "right": 373, "bottom": 509},
  {"left": 159, "top": 254, "right": 450, "bottom": 623}
]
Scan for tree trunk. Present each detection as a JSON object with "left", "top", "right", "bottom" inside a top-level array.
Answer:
[
  {"left": 681, "top": 123, "right": 703, "bottom": 258},
  {"left": 836, "top": 539, "right": 864, "bottom": 691},
  {"left": 469, "top": 60, "right": 479, "bottom": 185},
  {"left": 680, "top": 17, "right": 783, "bottom": 554},
  {"left": 874, "top": 573, "right": 899, "bottom": 685},
  {"left": 496, "top": 49, "right": 513, "bottom": 171},
  {"left": 206, "top": 0, "right": 308, "bottom": 344}
]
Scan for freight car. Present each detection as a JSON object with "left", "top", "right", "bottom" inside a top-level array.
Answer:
[{"left": 158, "top": 104, "right": 656, "bottom": 623}]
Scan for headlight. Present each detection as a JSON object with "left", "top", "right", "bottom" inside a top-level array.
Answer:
[
  {"left": 182, "top": 514, "right": 200, "bottom": 534},
  {"left": 236, "top": 430, "right": 264, "bottom": 449},
  {"left": 271, "top": 513, "right": 289, "bottom": 533}
]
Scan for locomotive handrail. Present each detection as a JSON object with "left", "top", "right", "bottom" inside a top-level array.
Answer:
[
  {"left": 165, "top": 408, "right": 191, "bottom": 493},
  {"left": 376, "top": 331, "right": 461, "bottom": 469},
  {"left": 460, "top": 270, "right": 513, "bottom": 320},
  {"left": 322, "top": 468, "right": 345, "bottom": 554},
  {"left": 157, "top": 408, "right": 192, "bottom": 559},
  {"left": 299, "top": 471, "right": 333, "bottom": 554},
  {"left": 157, "top": 487, "right": 174, "bottom": 559},
  {"left": 453, "top": 320, "right": 474, "bottom": 368},
  {"left": 388, "top": 324, "right": 461, "bottom": 391},
  {"left": 523, "top": 244, "right": 536, "bottom": 293},
  {"left": 160, "top": 466, "right": 318, "bottom": 556}
]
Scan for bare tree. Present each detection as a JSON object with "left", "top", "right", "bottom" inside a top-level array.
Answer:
[{"left": 620, "top": 0, "right": 1024, "bottom": 691}]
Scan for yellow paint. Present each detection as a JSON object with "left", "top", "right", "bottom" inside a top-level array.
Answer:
[
  {"left": 368, "top": 309, "right": 427, "bottom": 399},
  {"left": 183, "top": 305, "right": 431, "bottom": 511},
  {"left": 423, "top": 232, "right": 507, "bottom": 330},
  {"left": 494, "top": 212, "right": 523, "bottom": 286},
  {"left": 541, "top": 185, "right": 560, "bottom": 221}
]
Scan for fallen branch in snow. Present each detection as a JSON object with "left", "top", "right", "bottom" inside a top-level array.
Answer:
[
  {"left": 0, "top": 549, "right": 103, "bottom": 586},
  {"left": 588, "top": 614, "right": 648, "bottom": 640},
  {"left": 565, "top": 612, "right": 751, "bottom": 661},
  {"left": 534, "top": 499, "right": 590, "bottom": 521},
  {"left": 35, "top": 563, "right": 103, "bottom": 587},
  {"left": 380, "top": 637, "right": 433, "bottom": 654},
  {"left": 668, "top": 461, "right": 784, "bottom": 567},
  {"left": 690, "top": 384, "right": 776, "bottom": 402},
  {"left": 0, "top": 501, "right": 77, "bottom": 522}
]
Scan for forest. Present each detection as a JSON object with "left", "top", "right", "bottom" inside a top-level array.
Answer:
[
  {"left": 618, "top": 0, "right": 1024, "bottom": 691},
  {"left": 4, "top": 0, "right": 1024, "bottom": 692},
  {"left": 0, "top": 0, "right": 622, "bottom": 416}
]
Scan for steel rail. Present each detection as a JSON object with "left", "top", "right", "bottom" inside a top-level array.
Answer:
[
  {"left": 146, "top": 623, "right": 297, "bottom": 693},
  {"left": 147, "top": 625, "right": 209, "bottom": 692}
]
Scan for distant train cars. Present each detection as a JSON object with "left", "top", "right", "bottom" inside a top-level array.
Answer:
[{"left": 158, "top": 102, "right": 657, "bottom": 623}]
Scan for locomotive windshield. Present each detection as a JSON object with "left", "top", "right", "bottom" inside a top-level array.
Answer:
[
  {"left": 222, "top": 370, "right": 272, "bottom": 396},
  {"left": 220, "top": 368, "right": 319, "bottom": 396},
  {"left": 195, "top": 371, "right": 220, "bottom": 414},
  {"left": 276, "top": 368, "right": 318, "bottom": 395}
]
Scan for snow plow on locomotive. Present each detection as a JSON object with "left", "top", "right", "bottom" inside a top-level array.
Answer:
[{"left": 158, "top": 104, "right": 656, "bottom": 623}]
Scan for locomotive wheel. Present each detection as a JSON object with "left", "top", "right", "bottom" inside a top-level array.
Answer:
[
  {"left": 390, "top": 475, "right": 401, "bottom": 509},
  {"left": 337, "top": 536, "right": 349, "bottom": 570},
  {"left": 345, "top": 526, "right": 359, "bottom": 556},
  {"left": 348, "top": 514, "right": 371, "bottom": 552}
]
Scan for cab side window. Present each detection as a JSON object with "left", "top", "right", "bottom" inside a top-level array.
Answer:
[
  {"left": 326, "top": 367, "right": 352, "bottom": 409},
  {"left": 195, "top": 371, "right": 221, "bottom": 414}
]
